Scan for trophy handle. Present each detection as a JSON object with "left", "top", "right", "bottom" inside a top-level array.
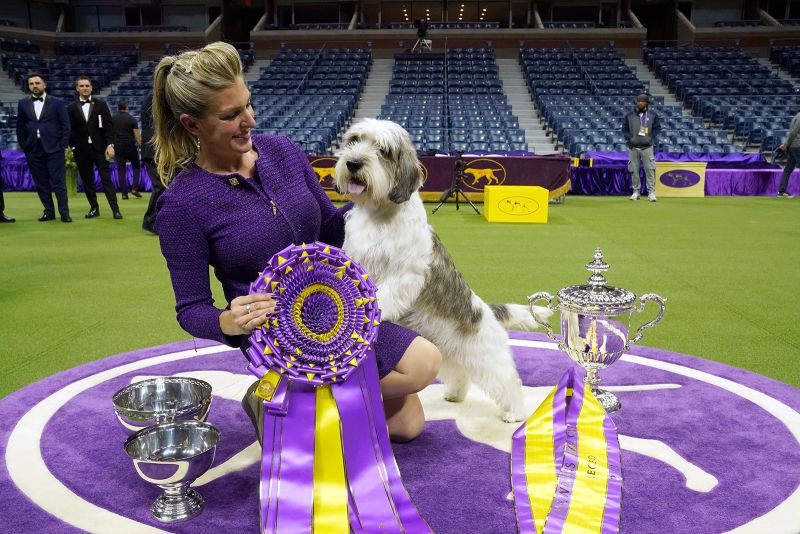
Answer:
[
  {"left": 628, "top": 293, "right": 667, "bottom": 346},
  {"left": 527, "top": 292, "right": 559, "bottom": 344}
]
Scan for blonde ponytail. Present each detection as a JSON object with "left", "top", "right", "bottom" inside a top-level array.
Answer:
[{"left": 151, "top": 42, "right": 244, "bottom": 186}]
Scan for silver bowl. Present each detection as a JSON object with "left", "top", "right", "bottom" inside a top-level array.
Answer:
[
  {"left": 112, "top": 377, "right": 212, "bottom": 434},
  {"left": 124, "top": 420, "right": 220, "bottom": 523}
]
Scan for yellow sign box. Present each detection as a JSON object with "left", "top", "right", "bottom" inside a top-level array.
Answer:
[
  {"left": 483, "top": 185, "right": 549, "bottom": 224},
  {"left": 655, "top": 162, "right": 707, "bottom": 198}
]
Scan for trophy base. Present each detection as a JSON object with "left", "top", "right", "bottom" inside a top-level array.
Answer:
[
  {"left": 151, "top": 488, "right": 204, "bottom": 523},
  {"left": 593, "top": 388, "right": 621, "bottom": 413}
]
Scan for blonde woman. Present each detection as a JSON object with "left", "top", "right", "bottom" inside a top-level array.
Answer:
[{"left": 152, "top": 42, "right": 441, "bottom": 442}]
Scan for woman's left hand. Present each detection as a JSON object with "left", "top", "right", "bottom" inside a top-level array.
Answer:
[{"left": 222, "top": 293, "right": 276, "bottom": 335}]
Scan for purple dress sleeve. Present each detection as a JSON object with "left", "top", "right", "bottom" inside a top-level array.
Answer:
[{"left": 156, "top": 194, "right": 241, "bottom": 346}]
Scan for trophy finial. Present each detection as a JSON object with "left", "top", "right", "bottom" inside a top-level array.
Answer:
[{"left": 586, "top": 247, "right": 609, "bottom": 287}]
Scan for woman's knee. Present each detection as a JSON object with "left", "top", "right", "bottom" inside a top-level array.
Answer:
[{"left": 405, "top": 337, "right": 442, "bottom": 392}]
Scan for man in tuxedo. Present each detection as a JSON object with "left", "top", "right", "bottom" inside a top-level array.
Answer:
[
  {"left": 16, "top": 72, "right": 72, "bottom": 222},
  {"left": 68, "top": 75, "right": 122, "bottom": 219}
]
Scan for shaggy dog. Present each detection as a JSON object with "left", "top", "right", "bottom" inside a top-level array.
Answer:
[{"left": 334, "top": 119, "right": 547, "bottom": 422}]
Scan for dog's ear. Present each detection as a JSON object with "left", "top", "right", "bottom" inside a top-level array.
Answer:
[{"left": 389, "top": 152, "right": 423, "bottom": 204}]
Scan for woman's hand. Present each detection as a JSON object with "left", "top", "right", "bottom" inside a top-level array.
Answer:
[{"left": 220, "top": 293, "right": 276, "bottom": 336}]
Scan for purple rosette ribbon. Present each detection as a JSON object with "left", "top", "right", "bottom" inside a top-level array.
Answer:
[{"left": 245, "top": 242, "right": 431, "bottom": 534}]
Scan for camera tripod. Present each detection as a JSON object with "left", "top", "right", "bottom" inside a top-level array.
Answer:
[
  {"left": 431, "top": 169, "right": 481, "bottom": 215},
  {"left": 411, "top": 37, "right": 432, "bottom": 53}
]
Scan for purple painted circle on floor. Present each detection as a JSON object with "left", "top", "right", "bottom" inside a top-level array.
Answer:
[{"left": 1, "top": 332, "right": 798, "bottom": 533}]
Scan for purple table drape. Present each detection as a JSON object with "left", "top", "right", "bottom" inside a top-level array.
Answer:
[
  {"left": 585, "top": 151, "right": 769, "bottom": 166},
  {"left": 0, "top": 150, "right": 154, "bottom": 193},
  {"left": 704, "top": 169, "right": 800, "bottom": 196},
  {"left": 569, "top": 165, "right": 800, "bottom": 196}
]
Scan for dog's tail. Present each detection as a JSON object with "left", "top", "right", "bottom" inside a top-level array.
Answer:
[{"left": 489, "top": 303, "right": 553, "bottom": 331}]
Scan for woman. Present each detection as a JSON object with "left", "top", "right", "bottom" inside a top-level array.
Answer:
[{"left": 153, "top": 42, "right": 441, "bottom": 441}]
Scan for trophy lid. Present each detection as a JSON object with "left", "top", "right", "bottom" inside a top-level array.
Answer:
[{"left": 556, "top": 248, "right": 636, "bottom": 314}]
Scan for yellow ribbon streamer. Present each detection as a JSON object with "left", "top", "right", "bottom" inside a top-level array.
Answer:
[
  {"left": 522, "top": 387, "right": 613, "bottom": 533},
  {"left": 313, "top": 385, "right": 349, "bottom": 533},
  {"left": 563, "top": 391, "right": 610, "bottom": 533}
]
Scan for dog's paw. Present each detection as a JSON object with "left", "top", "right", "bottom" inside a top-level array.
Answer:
[
  {"left": 501, "top": 410, "right": 527, "bottom": 423},
  {"left": 443, "top": 390, "right": 467, "bottom": 403}
]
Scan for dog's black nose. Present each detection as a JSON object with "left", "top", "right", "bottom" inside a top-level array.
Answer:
[{"left": 346, "top": 160, "right": 363, "bottom": 173}]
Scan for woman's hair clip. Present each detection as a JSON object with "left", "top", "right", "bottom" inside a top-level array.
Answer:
[{"left": 184, "top": 53, "right": 199, "bottom": 74}]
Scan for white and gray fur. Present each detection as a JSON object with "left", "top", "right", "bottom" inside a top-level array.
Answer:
[{"left": 334, "top": 119, "right": 548, "bottom": 422}]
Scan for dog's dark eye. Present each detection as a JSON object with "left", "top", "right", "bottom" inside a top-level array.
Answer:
[
  {"left": 348, "top": 135, "right": 360, "bottom": 145},
  {"left": 378, "top": 147, "right": 390, "bottom": 157}
]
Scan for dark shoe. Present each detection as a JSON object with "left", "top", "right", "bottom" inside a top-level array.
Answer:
[
  {"left": 38, "top": 212, "right": 56, "bottom": 222},
  {"left": 131, "top": 189, "right": 142, "bottom": 198},
  {"left": 121, "top": 193, "right": 129, "bottom": 200},
  {"left": 0, "top": 213, "right": 15, "bottom": 223},
  {"left": 142, "top": 223, "right": 157, "bottom": 235},
  {"left": 113, "top": 211, "right": 123, "bottom": 220},
  {"left": 61, "top": 214, "right": 73, "bottom": 223},
  {"left": 241, "top": 380, "right": 263, "bottom": 445},
  {"left": 778, "top": 192, "right": 794, "bottom": 198},
  {"left": 85, "top": 208, "right": 100, "bottom": 219}
]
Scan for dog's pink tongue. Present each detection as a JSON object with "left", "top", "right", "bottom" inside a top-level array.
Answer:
[{"left": 348, "top": 182, "right": 366, "bottom": 195}]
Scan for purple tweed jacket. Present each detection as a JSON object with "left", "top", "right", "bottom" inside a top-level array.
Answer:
[
  {"left": 156, "top": 134, "right": 348, "bottom": 346},
  {"left": 156, "top": 135, "right": 416, "bottom": 374}
]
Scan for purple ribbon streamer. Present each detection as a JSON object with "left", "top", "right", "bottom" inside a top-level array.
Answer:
[
  {"left": 543, "top": 368, "right": 583, "bottom": 534},
  {"left": 510, "top": 423, "right": 535, "bottom": 533},
  {"left": 333, "top": 349, "right": 432, "bottom": 533},
  {"left": 260, "top": 383, "right": 317, "bottom": 533},
  {"left": 260, "top": 407, "right": 282, "bottom": 533},
  {"left": 600, "top": 405, "right": 623, "bottom": 534}
]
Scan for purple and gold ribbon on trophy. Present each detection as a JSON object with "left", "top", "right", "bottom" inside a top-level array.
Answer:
[
  {"left": 511, "top": 367, "right": 622, "bottom": 534},
  {"left": 244, "top": 242, "right": 431, "bottom": 534}
]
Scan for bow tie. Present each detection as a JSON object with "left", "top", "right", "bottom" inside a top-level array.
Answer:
[
  {"left": 31, "top": 96, "right": 43, "bottom": 102},
  {"left": 81, "top": 100, "right": 92, "bottom": 106}
]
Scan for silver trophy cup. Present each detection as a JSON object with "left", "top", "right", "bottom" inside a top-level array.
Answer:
[
  {"left": 112, "top": 377, "right": 212, "bottom": 434},
  {"left": 528, "top": 248, "right": 666, "bottom": 412},
  {"left": 124, "top": 420, "right": 220, "bottom": 523}
]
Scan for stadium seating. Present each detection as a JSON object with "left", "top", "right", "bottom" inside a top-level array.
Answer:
[
  {"left": 248, "top": 47, "right": 372, "bottom": 154},
  {"left": 521, "top": 46, "right": 741, "bottom": 156},
  {"left": 378, "top": 48, "right": 528, "bottom": 154},
  {"left": 645, "top": 46, "right": 799, "bottom": 151}
]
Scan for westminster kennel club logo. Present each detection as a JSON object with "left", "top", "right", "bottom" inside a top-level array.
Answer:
[
  {"left": 310, "top": 157, "right": 338, "bottom": 190},
  {"left": 462, "top": 158, "right": 507, "bottom": 191},
  {"left": 497, "top": 195, "right": 540, "bottom": 216},
  {"left": 660, "top": 170, "right": 702, "bottom": 188},
  {"left": 2, "top": 334, "right": 799, "bottom": 533}
]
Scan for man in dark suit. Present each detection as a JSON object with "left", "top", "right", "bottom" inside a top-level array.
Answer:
[
  {"left": 16, "top": 72, "right": 72, "bottom": 222},
  {"left": 68, "top": 75, "right": 122, "bottom": 219}
]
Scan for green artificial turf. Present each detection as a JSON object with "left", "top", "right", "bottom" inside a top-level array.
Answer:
[{"left": 1, "top": 191, "right": 798, "bottom": 398}]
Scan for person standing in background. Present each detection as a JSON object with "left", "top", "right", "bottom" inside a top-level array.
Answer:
[
  {"left": 0, "top": 151, "right": 14, "bottom": 222},
  {"left": 622, "top": 94, "right": 661, "bottom": 202},
  {"left": 68, "top": 75, "right": 122, "bottom": 219},
  {"left": 16, "top": 72, "right": 71, "bottom": 222},
  {"left": 777, "top": 108, "right": 800, "bottom": 198},
  {"left": 140, "top": 92, "right": 164, "bottom": 234},
  {"left": 111, "top": 101, "right": 142, "bottom": 200}
]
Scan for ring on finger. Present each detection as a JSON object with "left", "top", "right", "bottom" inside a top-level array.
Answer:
[{"left": 246, "top": 303, "right": 252, "bottom": 314}]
